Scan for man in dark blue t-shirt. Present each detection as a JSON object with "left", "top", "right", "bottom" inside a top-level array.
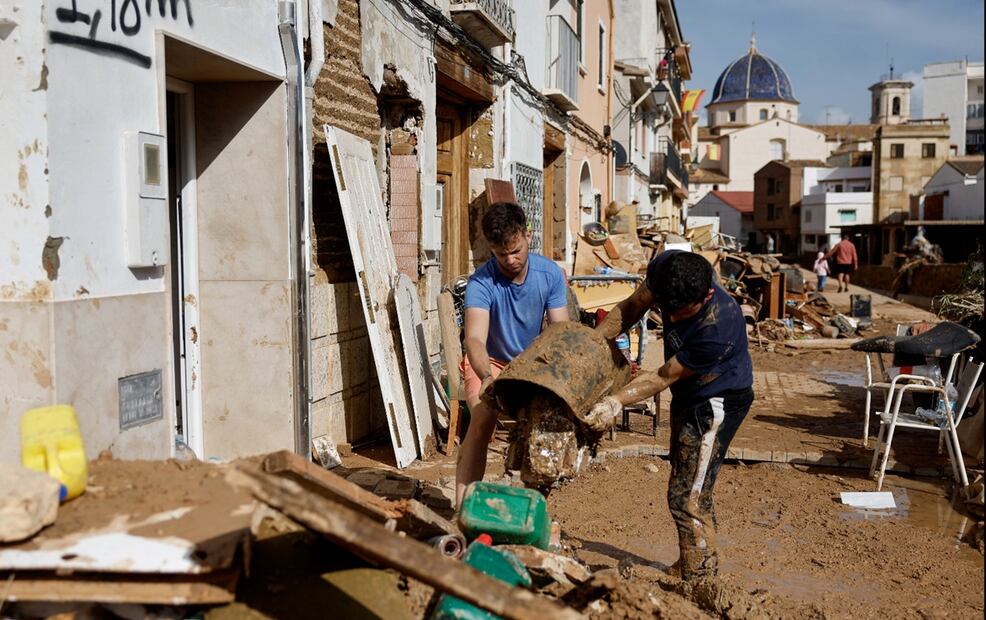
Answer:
[{"left": 592, "top": 250, "right": 754, "bottom": 580}]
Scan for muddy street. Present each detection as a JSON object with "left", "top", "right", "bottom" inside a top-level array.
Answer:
[{"left": 549, "top": 457, "right": 983, "bottom": 619}]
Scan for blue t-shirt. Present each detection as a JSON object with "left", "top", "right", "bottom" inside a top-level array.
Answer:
[
  {"left": 464, "top": 254, "right": 568, "bottom": 362},
  {"left": 646, "top": 251, "right": 754, "bottom": 407}
]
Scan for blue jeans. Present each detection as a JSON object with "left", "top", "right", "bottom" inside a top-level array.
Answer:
[{"left": 817, "top": 274, "right": 828, "bottom": 292}]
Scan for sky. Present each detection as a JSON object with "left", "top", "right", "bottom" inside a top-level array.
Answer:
[{"left": 675, "top": 0, "right": 985, "bottom": 126}]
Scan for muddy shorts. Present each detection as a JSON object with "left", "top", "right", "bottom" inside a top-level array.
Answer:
[{"left": 668, "top": 387, "right": 754, "bottom": 580}]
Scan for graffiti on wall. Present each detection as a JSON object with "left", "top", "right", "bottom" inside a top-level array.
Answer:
[{"left": 48, "top": 0, "right": 194, "bottom": 69}]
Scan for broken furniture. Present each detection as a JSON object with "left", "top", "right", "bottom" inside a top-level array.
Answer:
[
  {"left": 227, "top": 463, "right": 581, "bottom": 620},
  {"left": 869, "top": 354, "right": 984, "bottom": 492}
]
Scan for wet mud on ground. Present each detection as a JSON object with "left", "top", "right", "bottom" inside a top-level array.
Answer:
[{"left": 548, "top": 457, "right": 984, "bottom": 619}]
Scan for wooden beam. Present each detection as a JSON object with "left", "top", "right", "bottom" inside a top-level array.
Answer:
[
  {"left": 0, "top": 568, "right": 239, "bottom": 605},
  {"left": 227, "top": 466, "right": 581, "bottom": 620},
  {"left": 262, "top": 451, "right": 460, "bottom": 539},
  {"left": 435, "top": 44, "right": 494, "bottom": 103},
  {"left": 485, "top": 178, "right": 517, "bottom": 204}
]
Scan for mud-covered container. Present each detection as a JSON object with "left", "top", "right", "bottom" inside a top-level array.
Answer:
[{"left": 490, "top": 322, "right": 632, "bottom": 422}]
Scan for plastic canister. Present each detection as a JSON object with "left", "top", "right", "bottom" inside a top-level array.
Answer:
[
  {"left": 458, "top": 482, "right": 550, "bottom": 549},
  {"left": 431, "top": 539, "right": 532, "bottom": 620},
  {"left": 20, "top": 405, "right": 88, "bottom": 501}
]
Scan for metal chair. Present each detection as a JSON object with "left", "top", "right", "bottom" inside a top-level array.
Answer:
[
  {"left": 860, "top": 324, "right": 911, "bottom": 447},
  {"left": 869, "top": 354, "right": 984, "bottom": 491}
]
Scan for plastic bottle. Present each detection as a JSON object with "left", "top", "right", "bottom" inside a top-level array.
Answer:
[{"left": 20, "top": 405, "right": 88, "bottom": 501}]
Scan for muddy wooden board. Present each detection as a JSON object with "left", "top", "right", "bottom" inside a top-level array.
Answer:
[
  {"left": 394, "top": 273, "right": 436, "bottom": 457},
  {"left": 0, "top": 568, "right": 239, "bottom": 604},
  {"left": 325, "top": 125, "right": 417, "bottom": 468}
]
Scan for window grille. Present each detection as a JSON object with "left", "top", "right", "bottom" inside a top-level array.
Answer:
[{"left": 510, "top": 162, "right": 545, "bottom": 254}]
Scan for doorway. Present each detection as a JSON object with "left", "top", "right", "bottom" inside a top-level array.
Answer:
[
  {"left": 165, "top": 79, "right": 203, "bottom": 457},
  {"left": 436, "top": 99, "right": 470, "bottom": 284}
]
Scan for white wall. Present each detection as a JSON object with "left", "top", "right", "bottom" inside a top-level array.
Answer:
[
  {"left": 925, "top": 166, "right": 985, "bottom": 221},
  {"left": 720, "top": 119, "right": 828, "bottom": 191},
  {"left": 688, "top": 194, "right": 743, "bottom": 239},
  {"left": 802, "top": 192, "right": 873, "bottom": 235},
  {"left": 803, "top": 166, "right": 871, "bottom": 195},
  {"left": 923, "top": 61, "right": 984, "bottom": 155}
]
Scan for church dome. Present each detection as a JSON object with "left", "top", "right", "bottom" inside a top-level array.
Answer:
[{"left": 710, "top": 39, "right": 797, "bottom": 105}]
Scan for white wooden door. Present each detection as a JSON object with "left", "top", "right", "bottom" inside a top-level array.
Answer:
[{"left": 324, "top": 126, "right": 417, "bottom": 468}]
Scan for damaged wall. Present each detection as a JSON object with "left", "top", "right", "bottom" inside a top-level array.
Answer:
[
  {"left": 2, "top": 0, "right": 291, "bottom": 463},
  {"left": 0, "top": 0, "right": 54, "bottom": 462}
]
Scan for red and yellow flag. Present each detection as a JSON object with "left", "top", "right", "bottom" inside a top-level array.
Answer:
[
  {"left": 681, "top": 89, "right": 706, "bottom": 113},
  {"left": 707, "top": 144, "right": 721, "bottom": 161}
]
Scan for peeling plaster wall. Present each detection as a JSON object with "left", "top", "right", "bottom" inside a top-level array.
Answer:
[{"left": 2, "top": 0, "right": 290, "bottom": 463}]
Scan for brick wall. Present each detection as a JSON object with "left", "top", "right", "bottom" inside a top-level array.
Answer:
[
  {"left": 309, "top": 0, "right": 387, "bottom": 444},
  {"left": 390, "top": 154, "right": 420, "bottom": 281}
]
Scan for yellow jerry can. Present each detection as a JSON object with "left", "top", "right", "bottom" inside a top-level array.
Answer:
[{"left": 20, "top": 405, "right": 88, "bottom": 501}]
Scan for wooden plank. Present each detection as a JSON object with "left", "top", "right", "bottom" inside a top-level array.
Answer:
[
  {"left": 0, "top": 568, "right": 239, "bottom": 604},
  {"left": 435, "top": 44, "right": 495, "bottom": 103},
  {"left": 227, "top": 466, "right": 581, "bottom": 620},
  {"left": 437, "top": 291, "right": 463, "bottom": 456},
  {"left": 262, "top": 451, "right": 460, "bottom": 539},
  {"left": 485, "top": 178, "right": 517, "bottom": 205},
  {"left": 497, "top": 545, "right": 592, "bottom": 586},
  {"left": 263, "top": 451, "right": 400, "bottom": 522},
  {"left": 325, "top": 125, "right": 418, "bottom": 468},
  {"left": 394, "top": 274, "right": 436, "bottom": 458}
]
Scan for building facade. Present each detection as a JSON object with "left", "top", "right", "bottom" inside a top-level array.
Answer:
[
  {"left": 611, "top": 0, "right": 692, "bottom": 231},
  {"left": 800, "top": 167, "right": 873, "bottom": 255},
  {"left": 687, "top": 191, "right": 753, "bottom": 245},
  {"left": 752, "top": 160, "right": 830, "bottom": 255},
  {"left": 2, "top": 0, "right": 300, "bottom": 462},
  {"left": 923, "top": 60, "right": 985, "bottom": 156}
]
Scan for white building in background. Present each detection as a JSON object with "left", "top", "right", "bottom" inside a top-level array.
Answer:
[
  {"left": 923, "top": 60, "right": 985, "bottom": 156},
  {"left": 800, "top": 166, "right": 873, "bottom": 253},
  {"left": 920, "top": 159, "right": 985, "bottom": 221},
  {"left": 687, "top": 190, "right": 753, "bottom": 242}
]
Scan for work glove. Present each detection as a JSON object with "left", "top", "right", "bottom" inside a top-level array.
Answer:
[{"left": 582, "top": 396, "right": 623, "bottom": 432}]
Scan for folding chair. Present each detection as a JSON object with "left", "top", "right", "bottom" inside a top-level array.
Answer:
[
  {"left": 869, "top": 354, "right": 984, "bottom": 491},
  {"left": 860, "top": 324, "right": 910, "bottom": 446}
]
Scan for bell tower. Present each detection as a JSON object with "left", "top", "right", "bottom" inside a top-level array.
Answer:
[{"left": 869, "top": 65, "right": 913, "bottom": 125}]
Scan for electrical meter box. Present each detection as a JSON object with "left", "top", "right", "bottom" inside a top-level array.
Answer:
[{"left": 124, "top": 131, "right": 169, "bottom": 268}]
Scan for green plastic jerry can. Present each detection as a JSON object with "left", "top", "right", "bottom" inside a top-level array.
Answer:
[
  {"left": 458, "top": 482, "right": 551, "bottom": 549},
  {"left": 431, "top": 537, "right": 532, "bottom": 620}
]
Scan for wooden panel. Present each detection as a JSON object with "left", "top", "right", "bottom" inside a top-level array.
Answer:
[
  {"left": 394, "top": 274, "right": 437, "bottom": 456},
  {"left": 324, "top": 125, "right": 418, "bottom": 468},
  {"left": 436, "top": 103, "right": 470, "bottom": 283},
  {"left": 484, "top": 178, "right": 517, "bottom": 205}
]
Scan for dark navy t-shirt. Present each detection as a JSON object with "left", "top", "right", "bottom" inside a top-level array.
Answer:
[{"left": 646, "top": 251, "right": 754, "bottom": 407}]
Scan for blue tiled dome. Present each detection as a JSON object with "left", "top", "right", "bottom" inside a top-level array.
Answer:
[{"left": 710, "top": 43, "right": 797, "bottom": 104}]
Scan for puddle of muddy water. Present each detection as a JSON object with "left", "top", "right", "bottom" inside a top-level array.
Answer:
[
  {"left": 819, "top": 371, "right": 866, "bottom": 388},
  {"left": 838, "top": 475, "right": 978, "bottom": 549}
]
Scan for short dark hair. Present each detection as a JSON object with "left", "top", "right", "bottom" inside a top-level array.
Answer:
[
  {"left": 482, "top": 202, "right": 527, "bottom": 247},
  {"left": 654, "top": 252, "right": 714, "bottom": 312},
  {"left": 841, "top": 232, "right": 850, "bottom": 240}
]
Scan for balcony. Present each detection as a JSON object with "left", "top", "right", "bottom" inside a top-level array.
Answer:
[
  {"left": 650, "top": 138, "right": 689, "bottom": 194},
  {"left": 544, "top": 15, "right": 579, "bottom": 112},
  {"left": 449, "top": 0, "right": 515, "bottom": 48},
  {"left": 656, "top": 49, "right": 684, "bottom": 118}
]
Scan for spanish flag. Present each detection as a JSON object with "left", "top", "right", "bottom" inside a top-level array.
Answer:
[
  {"left": 707, "top": 144, "right": 721, "bottom": 161},
  {"left": 681, "top": 89, "right": 706, "bottom": 114}
]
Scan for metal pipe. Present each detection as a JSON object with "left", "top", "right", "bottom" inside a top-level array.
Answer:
[{"left": 279, "top": 1, "right": 311, "bottom": 459}]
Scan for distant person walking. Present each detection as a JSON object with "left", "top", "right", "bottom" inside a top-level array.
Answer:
[
  {"left": 826, "top": 233, "right": 858, "bottom": 293},
  {"left": 813, "top": 247, "right": 830, "bottom": 292}
]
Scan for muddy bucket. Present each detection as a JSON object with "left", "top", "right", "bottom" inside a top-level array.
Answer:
[{"left": 490, "top": 322, "right": 632, "bottom": 422}]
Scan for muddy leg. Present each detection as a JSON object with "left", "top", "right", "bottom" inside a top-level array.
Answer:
[
  {"left": 455, "top": 399, "right": 498, "bottom": 506},
  {"left": 667, "top": 402, "right": 717, "bottom": 580}
]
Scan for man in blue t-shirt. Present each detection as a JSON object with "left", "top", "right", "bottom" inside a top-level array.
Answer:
[
  {"left": 591, "top": 250, "right": 754, "bottom": 580},
  {"left": 456, "top": 202, "right": 569, "bottom": 505}
]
